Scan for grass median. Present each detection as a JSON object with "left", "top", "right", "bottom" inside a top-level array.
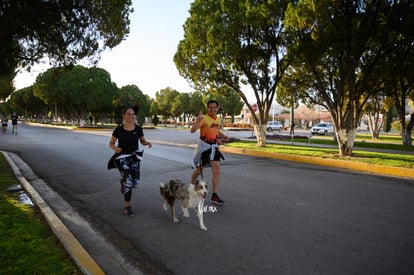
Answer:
[
  {"left": 224, "top": 134, "right": 414, "bottom": 169},
  {"left": 0, "top": 153, "right": 81, "bottom": 274}
]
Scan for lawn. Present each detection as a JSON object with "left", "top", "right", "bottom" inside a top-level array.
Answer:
[
  {"left": 225, "top": 136, "right": 414, "bottom": 169},
  {"left": 307, "top": 133, "right": 414, "bottom": 151},
  {"left": 0, "top": 154, "right": 81, "bottom": 274}
]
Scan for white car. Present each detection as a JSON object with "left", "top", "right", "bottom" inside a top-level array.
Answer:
[
  {"left": 311, "top": 123, "right": 334, "bottom": 135},
  {"left": 266, "top": 121, "right": 283, "bottom": 132}
]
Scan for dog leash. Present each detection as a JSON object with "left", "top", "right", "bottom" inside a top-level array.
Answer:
[{"left": 199, "top": 166, "right": 204, "bottom": 180}]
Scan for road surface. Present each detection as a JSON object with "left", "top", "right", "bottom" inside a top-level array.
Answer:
[{"left": 1, "top": 124, "right": 413, "bottom": 275}]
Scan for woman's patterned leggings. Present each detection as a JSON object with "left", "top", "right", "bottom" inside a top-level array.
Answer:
[{"left": 115, "top": 155, "right": 141, "bottom": 202}]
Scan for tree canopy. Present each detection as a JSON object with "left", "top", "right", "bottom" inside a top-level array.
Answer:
[
  {"left": 6, "top": 65, "right": 156, "bottom": 125},
  {"left": 175, "top": 0, "right": 413, "bottom": 154},
  {"left": 174, "top": 0, "right": 291, "bottom": 146},
  {"left": 7, "top": 86, "right": 48, "bottom": 118},
  {"left": 379, "top": 1, "right": 414, "bottom": 146},
  {"left": 33, "top": 65, "right": 118, "bottom": 122},
  {"left": 117, "top": 85, "right": 150, "bottom": 125},
  {"left": 282, "top": 0, "right": 414, "bottom": 155},
  {"left": 0, "top": 0, "right": 133, "bottom": 100}
]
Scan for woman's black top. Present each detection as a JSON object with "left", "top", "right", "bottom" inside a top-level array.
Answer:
[{"left": 112, "top": 125, "right": 144, "bottom": 154}]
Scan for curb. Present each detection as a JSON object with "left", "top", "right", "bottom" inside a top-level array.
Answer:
[
  {"left": 220, "top": 146, "right": 414, "bottom": 180},
  {"left": 2, "top": 151, "right": 105, "bottom": 275}
]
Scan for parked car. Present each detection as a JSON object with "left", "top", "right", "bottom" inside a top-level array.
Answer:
[
  {"left": 266, "top": 121, "right": 283, "bottom": 132},
  {"left": 311, "top": 123, "right": 334, "bottom": 135}
]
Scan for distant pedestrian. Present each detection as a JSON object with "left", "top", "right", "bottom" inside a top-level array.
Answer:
[
  {"left": 1, "top": 116, "right": 8, "bottom": 134},
  {"left": 107, "top": 106, "right": 152, "bottom": 216},
  {"left": 290, "top": 122, "right": 295, "bottom": 136},
  {"left": 11, "top": 112, "right": 18, "bottom": 134}
]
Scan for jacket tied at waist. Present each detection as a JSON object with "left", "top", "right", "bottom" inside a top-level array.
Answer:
[{"left": 192, "top": 139, "right": 223, "bottom": 168}]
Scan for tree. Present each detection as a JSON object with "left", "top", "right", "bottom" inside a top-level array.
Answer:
[
  {"left": 140, "top": 95, "right": 152, "bottom": 125},
  {"left": 0, "top": 70, "right": 15, "bottom": 101},
  {"left": 86, "top": 67, "right": 119, "bottom": 124},
  {"left": 7, "top": 86, "right": 47, "bottom": 118},
  {"left": 283, "top": 1, "right": 404, "bottom": 156},
  {"left": 188, "top": 91, "right": 205, "bottom": 117},
  {"left": 363, "top": 95, "right": 385, "bottom": 140},
  {"left": 171, "top": 93, "right": 191, "bottom": 127},
  {"left": 382, "top": 97, "right": 397, "bottom": 134},
  {"left": 7, "top": 88, "right": 27, "bottom": 115},
  {"left": 116, "top": 85, "right": 150, "bottom": 125},
  {"left": 208, "top": 89, "right": 244, "bottom": 124},
  {"left": 34, "top": 65, "right": 118, "bottom": 123},
  {"left": 0, "top": 40, "right": 18, "bottom": 100},
  {"left": 149, "top": 98, "right": 161, "bottom": 126},
  {"left": 57, "top": 66, "right": 108, "bottom": 122},
  {"left": 150, "top": 100, "right": 159, "bottom": 117},
  {"left": 174, "top": 0, "right": 291, "bottom": 147},
  {"left": 277, "top": 66, "right": 307, "bottom": 128},
  {"left": 33, "top": 67, "right": 66, "bottom": 120},
  {"left": 154, "top": 87, "right": 180, "bottom": 125},
  {"left": 380, "top": 1, "right": 414, "bottom": 146},
  {"left": 0, "top": 0, "right": 132, "bottom": 99}
]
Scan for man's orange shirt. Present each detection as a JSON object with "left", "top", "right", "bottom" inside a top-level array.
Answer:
[{"left": 199, "top": 114, "right": 221, "bottom": 144}]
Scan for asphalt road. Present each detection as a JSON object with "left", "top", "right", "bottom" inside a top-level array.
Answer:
[{"left": 1, "top": 124, "right": 414, "bottom": 275}]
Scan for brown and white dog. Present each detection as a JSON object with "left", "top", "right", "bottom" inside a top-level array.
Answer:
[{"left": 160, "top": 179, "right": 208, "bottom": 231}]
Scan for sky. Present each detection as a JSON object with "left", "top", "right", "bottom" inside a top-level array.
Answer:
[{"left": 13, "top": 0, "right": 194, "bottom": 99}]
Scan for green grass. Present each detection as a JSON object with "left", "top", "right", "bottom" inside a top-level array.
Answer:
[
  {"left": 0, "top": 154, "right": 81, "bottom": 274},
  {"left": 225, "top": 141, "right": 414, "bottom": 168},
  {"left": 303, "top": 136, "right": 414, "bottom": 152},
  {"left": 274, "top": 132, "right": 413, "bottom": 151},
  {"left": 354, "top": 133, "right": 409, "bottom": 143}
]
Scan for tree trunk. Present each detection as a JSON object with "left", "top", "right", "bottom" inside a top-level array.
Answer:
[
  {"left": 401, "top": 128, "right": 413, "bottom": 146},
  {"left": 254, "top": 124, "right": 266, "bottom": 147},
  {"left": 336, "top": 128, "right": 357, "bottom": 157},
  {"left": 367, "top": 113, "right": 382, "bottom": 140},
  {"left": 401, "top": 113, "right": 413, "bottom": 146}
]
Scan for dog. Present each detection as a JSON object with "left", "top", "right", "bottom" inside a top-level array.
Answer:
[{"left": 160, "top": 179, "right": 208, "bottom": 231}]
